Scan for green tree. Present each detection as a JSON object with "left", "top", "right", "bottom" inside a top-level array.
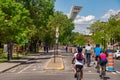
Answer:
[
  {"left": 17, "top": 0, "right": 55, "bottom": 52},
  {"left": 89, "top": 20, "right": 107, "bottom": 44},
  {"left": 47, "top": 11, "right": 74, "bottom": 45},
  {"left": 106, "top": 17, "right": 120, "bottom": 43},
  {"left": 71, "top": 32, "right": 87, "bottom": 46},
  {"left": 0, "top": 0, "right": 35, "bottom": 61}
]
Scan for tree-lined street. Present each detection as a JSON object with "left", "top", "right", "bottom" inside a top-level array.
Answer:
[{"left": 0, "top": 0, "right": 120, "bottom": 80}]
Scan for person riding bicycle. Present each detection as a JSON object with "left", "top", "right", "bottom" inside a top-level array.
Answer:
[
  {"left": 98, "top": 51, "right": 108, "bottom": 78},
  {"left": 94, "top": 44, "right": 102, "bottom": 68},
  {"left": 72, "top": 47, "right": 85, "bottom": 80}
]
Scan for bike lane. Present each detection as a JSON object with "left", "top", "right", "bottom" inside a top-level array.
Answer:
[{"left": 62, "top": 52, "right": 120, "bottom": 80}]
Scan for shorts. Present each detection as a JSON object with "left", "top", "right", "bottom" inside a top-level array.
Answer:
[
  {"left": 75, "top": 65, "right": 83, "bottom": 71},
  {"left": 99, "top": 59, "right": 107, "bottom": 66}
]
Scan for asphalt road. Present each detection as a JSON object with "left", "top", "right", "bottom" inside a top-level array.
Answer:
[
  {"left": 114, "top": 59, "right": 120, "bottom": 72},
  {"left": 0, "top": 50, "right": 120, "bottom": 80}
]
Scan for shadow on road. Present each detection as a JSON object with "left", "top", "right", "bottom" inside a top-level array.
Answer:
[{"left": 103, "top": 76, "right": 110, "bottom": 80}]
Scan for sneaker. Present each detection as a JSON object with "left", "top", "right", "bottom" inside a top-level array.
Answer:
[
  {"left": 74, "top": 73, "right": 77, "bottom": 78},
  {"left": 99, "top": 74, "right": 102, "bottom": 78}
]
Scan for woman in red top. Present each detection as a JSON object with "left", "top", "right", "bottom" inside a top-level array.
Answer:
[{"left": 98, "top": 51, "right": 108, "bottom": 77}]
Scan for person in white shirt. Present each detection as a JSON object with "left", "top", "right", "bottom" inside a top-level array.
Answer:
[
  {"left": 85, "top": 44, "right": 92, "bottom": 67},
  {"left": 72, "top": 47, "right": 85, "bottom": 80}
]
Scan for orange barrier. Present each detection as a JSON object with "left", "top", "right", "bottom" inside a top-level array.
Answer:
[{"left": 107, "top": 52, "right": 114, "bottom": 71}]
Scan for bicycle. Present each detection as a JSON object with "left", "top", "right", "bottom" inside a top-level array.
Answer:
[
  {"left": 76, "top": 65, "right": 83, "bottom": 80},
  {"left": 96, "top": 63, "right": 100, "bottom": 73},
  {"left": 100, "top": 65, "right": 106, "bottom": 79}
]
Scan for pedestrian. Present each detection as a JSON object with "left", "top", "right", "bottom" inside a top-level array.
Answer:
[
  {"left": 66, "top": 45, "right": 68, "bottom": 52},
  {"left": 85, "top": 43, "right": 92, "bottom": 67},
  {"left": 94, "top": 44, "right": 102, "bottom": 68}
]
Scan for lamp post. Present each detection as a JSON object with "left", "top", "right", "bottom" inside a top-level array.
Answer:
[{"left": 54, "top": 27, "right": 59, "bottom": 63}]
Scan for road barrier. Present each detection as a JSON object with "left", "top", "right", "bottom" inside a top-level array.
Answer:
[{"left": 107, "top": 52, "right": 115, "bottom": 71}]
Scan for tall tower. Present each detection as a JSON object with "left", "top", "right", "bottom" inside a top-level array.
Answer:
[{"left": 69, "top": 6, "right": 82, "bottom": 21}]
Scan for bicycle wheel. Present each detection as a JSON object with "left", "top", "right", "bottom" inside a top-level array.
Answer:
[
  {"left": 97, "top": 65, "right": 100, "bottom": 73},
  {"left": 76, "top": 71, "right": 81, "bottom": 80},
  {"left": 100, "top": 65, "right": 106, "bottom": 79},
  {"left": 102, "top": 66, "right": 106, "bottom": 78}
]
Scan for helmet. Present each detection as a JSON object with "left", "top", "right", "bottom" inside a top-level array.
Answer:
[{"left": 77, "top": 46, "right": 82, "bottom": 52}]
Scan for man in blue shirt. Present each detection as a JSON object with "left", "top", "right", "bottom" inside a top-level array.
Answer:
[{"left": 94, "top": 44, "right": 102, "bottom": 68}]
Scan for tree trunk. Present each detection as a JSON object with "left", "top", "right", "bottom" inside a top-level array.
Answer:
[{"left": 7, "top": 42, "right": 14, "bottom": 61}]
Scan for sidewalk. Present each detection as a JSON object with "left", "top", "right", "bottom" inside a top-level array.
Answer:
[
  {"left": 0, "top": 55, "right": 64, "bottom": 73},
  {"left": 0, "top": 62, "right": 20, "bottom": 73},
  {"left": 0, "top": 59, "right": 28, "bottom": 73}
]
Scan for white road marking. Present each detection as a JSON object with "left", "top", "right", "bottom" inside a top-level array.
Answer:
[
  {"left": 112, "top": 72, "right": 116, "bottom": 74},
  {"left": 33, "top": 69, "right": 36, "bottom": 70},
  {"left": 88, "top": 71, "right": 91, "bottom": 72},
  {"left": 17, "top": 64, "right": 33, "bottom": 74},
  {"left": 116, "top": 71, "right": 120, "bottom": 74}
]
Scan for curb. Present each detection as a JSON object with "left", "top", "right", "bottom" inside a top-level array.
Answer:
[
  {"left": 0, "top": 63, "right": 21, "bottom": 73},
  {"left": 44, "top": 55, "right": 64, "bottom": 70},
  {"left": 0, "top": 60, "right": 29, "bottom": 73}
]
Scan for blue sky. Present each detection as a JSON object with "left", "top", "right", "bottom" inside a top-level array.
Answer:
[{"left": 54, "top": 0, "right": 120, "bottom": 34}]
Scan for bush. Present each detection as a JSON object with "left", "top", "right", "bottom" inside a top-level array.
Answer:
[{"left": 0, "top": 53, "right": 7, "bottom": 62}]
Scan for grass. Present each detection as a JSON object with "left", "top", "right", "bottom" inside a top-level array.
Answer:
[{"left": 0, "top": 52, "right": 29, "bottom": 62}]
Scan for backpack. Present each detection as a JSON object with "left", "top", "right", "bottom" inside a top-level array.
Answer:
[{"left": 76, "top": 53, "right": 83, "bottom": 61}]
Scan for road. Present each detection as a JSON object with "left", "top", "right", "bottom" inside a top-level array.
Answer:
[
  {"left": 114, "top": 59, "right": 120, "bottom": 73},
  {"left": 0, "top": 50, "right": 120, "bottom": 80}
]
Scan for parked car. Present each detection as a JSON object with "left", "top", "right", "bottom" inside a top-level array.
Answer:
[{"left": 114, "top": 50, "right": 120, "bottom": 59}]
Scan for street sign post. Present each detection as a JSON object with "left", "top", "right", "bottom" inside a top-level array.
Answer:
[{"left": 54, "top": 27, "right": 59, "bottom": 63}]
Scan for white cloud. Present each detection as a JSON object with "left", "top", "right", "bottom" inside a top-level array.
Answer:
[
  {"left": 101, "top": 9, "right": 120, "bottom": 19},
  {"left": 66, "top": 13, "right": 95, "bottom": 34},
  {"left": 73, "top": 15, "right": 95, "bottom": 24},
  {"left": 72, "top": 24, "right": 90, "bottom": 35}
]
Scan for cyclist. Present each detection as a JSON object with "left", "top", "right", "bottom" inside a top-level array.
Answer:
[
  {"left": 98, "top": 51, "right": 108, "bottom": 78},
  {"left": 94, "top": 44, "right": 102, "bottom": 69},
  {"left": 72, "top": 47, "right": 85, "bottom": 80}
]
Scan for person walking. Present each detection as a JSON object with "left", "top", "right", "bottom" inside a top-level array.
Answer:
[
  {"left": 94, "top": 44, "right": 102, "bottom": 68},
  {"left": 85, "top": 43, "right": 92, "bottom": 67}
]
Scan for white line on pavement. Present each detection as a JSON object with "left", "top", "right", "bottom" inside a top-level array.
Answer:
[
  {"left": 116, "top": 71, "right": 120, "bottom": 74},
  {"left": 17, "top": 64, "right": 33, "bottom": 74},
  {"left": 112, "top": 72, "right": 116, "bottom": 74}
]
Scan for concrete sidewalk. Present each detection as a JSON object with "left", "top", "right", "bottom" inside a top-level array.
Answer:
[
  {"left": 0, "top": 55, "right": 64, "bottom": 73},
  {"left": 0, "top": 59, "right": 28, "bottom": 73},
  {"left": 0, "top": 62, "right": 20, "bottom": 73}
]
